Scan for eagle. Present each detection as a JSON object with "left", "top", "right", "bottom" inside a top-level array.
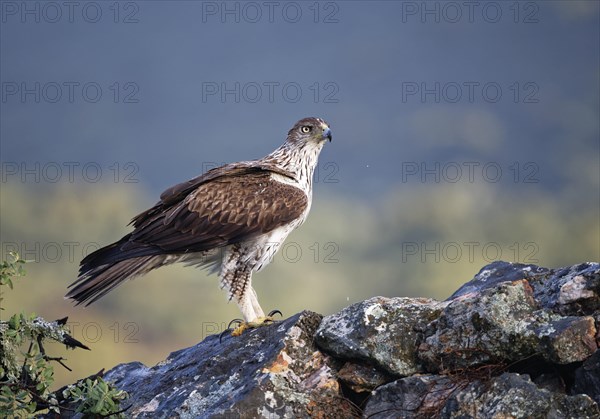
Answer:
[{"left": 66, "top": 117, "right": 332, "bottom": 333}]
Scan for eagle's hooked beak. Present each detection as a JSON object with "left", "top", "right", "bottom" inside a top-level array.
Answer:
[{"left": 322, "top": 127, "right": 332, "bottom": 142}]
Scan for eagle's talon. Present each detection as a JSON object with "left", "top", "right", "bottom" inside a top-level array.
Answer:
[
  {"left": 267, "top": 309, "right": 283, "bottom": 318},
  {"left": 227, "top": 318, "right": 244, "bottom": 329},
  {"left": 219, "top": 328, "right": 233, "bottom": 343},
  {"left": 229, "top": 314, "right": 280, "bottom": 337}
]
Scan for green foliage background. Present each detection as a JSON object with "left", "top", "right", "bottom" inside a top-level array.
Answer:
[{"left": 1, "top": 168, "right": 598, "bottom": 390}]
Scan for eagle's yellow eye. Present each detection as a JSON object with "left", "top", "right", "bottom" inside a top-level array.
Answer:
[{"left": 301, "top": 126, "right": 311, "bottom": 133}]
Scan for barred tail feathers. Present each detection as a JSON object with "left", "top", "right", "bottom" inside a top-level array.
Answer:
[
  {"left": 66, "top": 254, "right": 169, "bottom": 306},
  {"left": 67, "top": 239, "right": 222, "bottom": 306}
]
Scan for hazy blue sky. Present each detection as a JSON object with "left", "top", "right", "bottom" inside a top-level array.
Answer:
[{"left": 2, "top": 1, "right": 598, "bottom": 197}]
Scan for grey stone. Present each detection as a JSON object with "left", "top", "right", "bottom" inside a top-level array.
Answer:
[
  {"left": 451, "top": 261, "right": 600, "bottom": 317},
  {"left": 572, "top": 350, "right": 600, "bottom": 405},
  {"left": 363, "top": 374, "right": 456, "bottom": 418},
  {"left": 336, "top": 361, "right": 394, "bottom": 394},
  {"left": 314, "top": 296, "right": 445, "bottom": 376},
  {"left": 103, "top": 311, "right": 355, "bottom": 418},
  {"left": 449, "top": 261, "right": 550, "bottom": 299},
  {"left": 364, "top": 373, "right": 600, "bottom": 419},
  {"left": 420, "top": 280, "right": 597, "bottom": 370},
  {"left": 54, "top": 261, "right": 600, "bottom": 418},
  {"left": 530, "top": 262, "right": 600, "bottom": 316}
]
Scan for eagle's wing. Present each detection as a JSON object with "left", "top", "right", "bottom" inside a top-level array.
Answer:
[
  {"left": 80, "top": 165, "right": 308, "bottom": 268},
  {"left": 127, "top": 169, "right": 308, "bottom": 253},
  {"left": 68, "top": 166, "right": 308, "bottom": 306},
  {"left": 130, "top": 162, "right": 299, "bottom": 226}
]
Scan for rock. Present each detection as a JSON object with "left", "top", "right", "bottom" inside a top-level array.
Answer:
[
  {"left": 533, "top": 372, "right": 566, "bottom": 393},
  {"left": 447, "top": 373, "right": 598, "bottom": 419},
  {"left": 103, "top": 311, "right": 356, "bottom": 418},
  {"left": 449, "top": 260, "right": 550, "bottom": 299},
  {"left": 314, "top": 296, "right": 445, "bottom": 376},
  {"left": 56, "top": 261, "right": 600, "bottom": 418},
  {"left": 419, "top": 280, "right": 597, "bottom": 370},
  {"left": 532, "top": 263, "right": 600, "bottom": 316},
  {"left": 572, "top": 350, "right": 600, "bottom": 405},
  {"left": 451, "top": 261, "right": 600, "bottom": 317},
  {"left": 362, "top": 374, "right": 457, "bottom": 418},
  {"left": 336, "top": 361, "right": 394, "bottom": 394},
  {"left": 364, "top": 373, "right": 599, "bottom": 419}
]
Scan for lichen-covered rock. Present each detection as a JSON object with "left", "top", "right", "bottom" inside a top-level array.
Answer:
[
  {"left": 336, "top": 361, "right": 394, "bottom": 393},
  {"left": 572, "top": 350, "right": 600, "bottom": 405},
  {"left": 449, "top": 261, "right": 550, "bottom": 299},
  {"left": 57, "top": 261, "right": 599, "bottom": 418},
  {"left": 364, "top": 373, "right": 600, "bottom": 419},
  {"left": 530, "top": 262, "right": 600, "bottom": 316},
  {"left": 103, "top": 311, "right": 354, "bottom": 418},
  {"left": 362, "top": 374, "right": 457, "bottom": 418},
  {"left": 451, "top": 261, "right": 600, "bottom": 317},
  {"left": 420, "top": 280, "right": 597, "bottom": 370},
  {"left": 314, "top": 296, "right": 445, "bottom": 376},
  {"left": 447, "top": 373, "right": 599, "bottom": 418},
  {"left": 541, "top": 315, "right": 597, "bottom": 363}
]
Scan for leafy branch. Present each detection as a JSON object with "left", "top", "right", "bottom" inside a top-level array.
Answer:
[{"left": 0, "top": 253, "right": 128, "bottom": 417}]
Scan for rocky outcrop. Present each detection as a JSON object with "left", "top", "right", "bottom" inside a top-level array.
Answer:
[
  {"left": 86, "top": 261, "right": 599, "bottom": 418},
  {"left": 103, "top": 311, "right": 354, "bottom": 418},
  {"left": 363, "top": 372, "right": 598, "bottom": 418}
]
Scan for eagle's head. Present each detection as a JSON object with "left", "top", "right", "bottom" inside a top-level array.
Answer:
[{"left": 287, "top": 117, "right": 332, "bottom": 146}]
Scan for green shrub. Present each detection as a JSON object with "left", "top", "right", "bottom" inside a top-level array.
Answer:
[{"left": 0, "top": 253, "right": 128, "bottom": 417}]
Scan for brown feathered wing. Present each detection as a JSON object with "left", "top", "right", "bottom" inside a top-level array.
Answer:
[{"left": 66, "top": 163, "right": 308, "bottom": 305}]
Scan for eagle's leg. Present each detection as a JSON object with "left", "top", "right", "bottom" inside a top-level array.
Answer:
[
  {"left": 232, "top": 285, "right": 262, "bottom": 321},
  {"left": 230, "top": 286, "right": 278, "bottom": 336},
  {"left": 248, "top": 286, "right": 265, "bottom": 319},
  {"left": 220, "top": 250, "right": 279, "bottom": 337}
]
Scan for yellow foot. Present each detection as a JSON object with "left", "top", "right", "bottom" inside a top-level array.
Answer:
[
  {"left": 220, "top": 310, "right": 282, "bottom": 342},
  {"left": 231, "top": 315, "right": 277, "bottom": 336}
]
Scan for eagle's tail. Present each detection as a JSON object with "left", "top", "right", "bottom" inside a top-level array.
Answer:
[{"left": 66, "top": 239, "right": 170, "bottom": 306}]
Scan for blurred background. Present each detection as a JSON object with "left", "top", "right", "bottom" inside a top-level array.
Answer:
[{"left": 1, "top": 1, "right": 598, "bottom": 389}]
